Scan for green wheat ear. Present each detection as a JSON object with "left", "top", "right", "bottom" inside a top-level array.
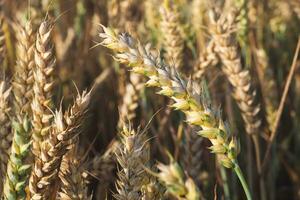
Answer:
[{"left": 3, "top": 117, "right": 31, "bottom": 200}]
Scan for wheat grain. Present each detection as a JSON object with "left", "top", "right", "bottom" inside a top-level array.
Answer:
[{"left": 29, "top": 90, "right": 91, "bottom": 199}]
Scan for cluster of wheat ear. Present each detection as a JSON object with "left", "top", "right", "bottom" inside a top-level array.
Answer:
[{"left": 0, "top": 0, "right": 299, "bottom": 199}]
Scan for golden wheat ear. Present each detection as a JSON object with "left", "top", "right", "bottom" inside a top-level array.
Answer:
[
  {"left": 31, "top": 19, "right": 56, "bottom": 158},
  {"left": 114, "top": 124, "right": 151, "bottom": 200},
  {"left": 58, "top": 148, "right": 91, "bottom": 200},
  {"left": 156, "top": 154, "right": 201, "bottom": 199},
  {"left": 160, "top": 0, "right": 184, "bottom": 70},
  {"left": 29, "top": 89, "right": 91, "bottom": 199}
]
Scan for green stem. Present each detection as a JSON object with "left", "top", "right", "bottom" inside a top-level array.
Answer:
[
  {"left": 233, "top": 162, "right": 252, "bottom": 200},
  {"left": 220, "top": 166, "right": 230, "bottom": 200}
]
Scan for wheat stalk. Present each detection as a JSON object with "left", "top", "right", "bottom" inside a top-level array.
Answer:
[
  {"left": 99, "top": 26, "right": 252, "bottom": 199},
  {"left": 0, "top": 80, "right": 11, "bottom": 195},
  {"left": 31, "top": 20, "right": 56, "bottom": 157},
  {"left": 29, "top": 90, "right": 91, "bottom": 199},
  {"left": 160, "top": 0, "right": 184, "bottom": 69},
  {"left": 114, "top": 124, "right": 151, "bottom": 200}
]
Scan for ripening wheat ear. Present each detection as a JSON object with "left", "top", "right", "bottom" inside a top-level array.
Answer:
[
  {"left": 2, "top": 21, "right": 35, "bottom": 200},
  {"left": 156, "top": 156, "right": 200, "bottom": 200},
  {"left": 0, "top": 80, "right": 11, "bottom": 194},
  {"left": 182, "top": 129, "right": 203, "bottom": 185},
  {"left": 31, "top": 20, "right": 56, "bottom": 157},
  {"left": 160, "top": 0, "right": 184, "bottom": 70},
  {"left": 58, "top": 150, "right": 91, "bottom": 200},
  {"left": 193, "top": 41, "right": 219, "bottom": 80},
  {"left": 209, "top": 10, "right": 263, "bottom": 137},
  {"left": 12, "top": 21, "right": 34, "bottom": 115},
  {"left": 118, "top": 74, "right": 143, "bottom": 128},
  {"left": 114, "top": 124, "right": 151, "bottom": 200},
  {"left": 99, "top": 26, "right": 252, "bottom": 199},
  {"left": 29, "top": 90, "right": 91, "bottom": 199}
]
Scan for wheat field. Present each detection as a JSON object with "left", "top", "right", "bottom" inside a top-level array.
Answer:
[{"left": 0, "top": 0, "right": 299, "bottom": 199}]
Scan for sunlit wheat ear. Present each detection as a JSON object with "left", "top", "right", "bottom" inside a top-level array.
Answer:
[
  {"left": 13, "top": 21, "right": 34, "bottom": 116},
  {"left": 209, "top": 9, "right": 263, "bottom": 136},
  {"left": 29, "top": 90, "right": 91, "bottom": 199},
  {"left": 193, "top": 41, "right": 219, "bottom": 80},
  {"left": 3, "top": 21, "right": 35, "bottom": 200},
  {"left": 156, "top": 156, "right": 200, "bottom": 199},
  {"left": 99, "top": 25, "right": 240, "bottom": 169},
  {"left": 0, "top": 80, "right": 11, "bottom": 194},
  {"left": 31, "top": 20, "right": 56, "bottom": 157},
  {"left": 118, "top": 74, "right": 143, "bottom": 128},
  {"left": 114, "top": 124, "right": 151, "bottom": 200},
  {"left": 58, "top": 151, "right": 91, "bottom": 200},
  {"left": 160, "top": 0, "right": 184, "bottom": 70}
]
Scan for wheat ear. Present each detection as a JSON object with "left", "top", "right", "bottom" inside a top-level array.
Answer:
[
  {"left": 114, "top": 125, "right": 151, "bottom": 200},
  {"left": 160, "top": 0, "right": 184, "bottom": 69},
  {"left": 118, "top": 73, "right": 143, "bottom": 128},
  {"left": 99, "top": 26, "right": 240, "bottom": 169},
  {"left": 29, "top": 90, "right": 91, "bottom": 199},
  {"left": 31, "top": 20, "right": 56, "bottom": 157},
  {"left": 58, "top": 151, "right": 90, "bottom": 200},
  {"left": 99, "top": 26, "right": 252, "bottom": 199},
  {"left": 157, "top": 157, "right": 200, "bottom": 199},
  {"left": 2, "top": 21, "right": 35, "bottom": 200},
  {"left": 183, "top": 129, "right": 203, "bottom": 185},
  {"left": 193, "top": 41, "right": 219, "bottom": 80},
  {"left": 0, "top": 81, "right": 11, "bottom": 194},
  {"left": 12, "top": 21, "right": 34, "bottom": 115},
  {"left": 209, "top": 10, "right": 263, "bottom": 136}
]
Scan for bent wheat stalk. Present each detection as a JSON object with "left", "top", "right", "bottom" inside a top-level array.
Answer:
[{"left": 99, "top": 25, "right": 252, "bottom": 200}]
